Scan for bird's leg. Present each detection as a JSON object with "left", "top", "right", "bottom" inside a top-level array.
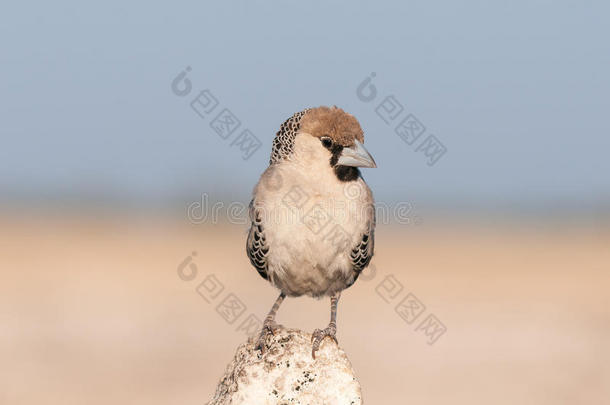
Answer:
[
  {"left": 311, "top": 292, "right": 340, "bottom": 359},
  {"left": 255, "top": 292, "right": 286, "bottom": 352}
]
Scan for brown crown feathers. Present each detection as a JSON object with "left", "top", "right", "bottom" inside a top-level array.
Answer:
[{"left": 298, "top": 106, "right": 364, "bottom": 146}]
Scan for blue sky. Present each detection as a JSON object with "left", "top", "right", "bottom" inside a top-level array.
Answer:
[{"left": 1, "top": 0, "right": 609, "bottom": 208}]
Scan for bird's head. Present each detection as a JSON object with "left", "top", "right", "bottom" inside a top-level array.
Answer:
[{"left": 271, "top": 106, "right": 376, "bottom": 182}]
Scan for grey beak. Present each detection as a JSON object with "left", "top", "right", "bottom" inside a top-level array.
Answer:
[{"left": 337, "top": 140, "right": 377, "bottom": 168}]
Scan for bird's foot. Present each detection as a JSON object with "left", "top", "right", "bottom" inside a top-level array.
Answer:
[
  {"left": 255, "top": 320, "right": 280, "bottom": 353},
  {"left": 311, "top": 324, "right": 337, "bottom": 359}
]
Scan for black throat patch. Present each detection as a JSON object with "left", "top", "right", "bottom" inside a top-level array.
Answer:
[
  {"left": 329, "top": 145, "right": 361, "bottom": 182},
  {"left": 334, "top": 166, "right": 361, "bottom": 182}
]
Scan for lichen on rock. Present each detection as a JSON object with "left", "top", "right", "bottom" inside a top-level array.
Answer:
[{"left": 207, "top": 326, "right": 362, "bottom": 405}]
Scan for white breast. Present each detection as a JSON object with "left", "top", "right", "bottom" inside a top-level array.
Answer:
[{"left": 252, "top": 134, "right": 374, "bottom": 297}]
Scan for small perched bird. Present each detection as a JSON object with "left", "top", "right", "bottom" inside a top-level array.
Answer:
[{"left": 247, "top": 106, "right": 376, "bottom": 358}]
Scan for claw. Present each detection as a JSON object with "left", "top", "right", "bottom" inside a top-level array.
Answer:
[
  {"left": 311, "top": 326, "right": 338, "bottom": 359},
  {"left": 255, "top": 321, "right": 280, "bottom": 353}
]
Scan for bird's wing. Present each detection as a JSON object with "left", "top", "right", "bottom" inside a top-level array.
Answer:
[
  {"left": 246, "top": 199, "right": 269, "bottom": 280},
  {"left": 350, "top": 228, "right": 375, "bottom": 273},
  {"left": 349, "top": 209, "right": 375, "bottom": 279}
]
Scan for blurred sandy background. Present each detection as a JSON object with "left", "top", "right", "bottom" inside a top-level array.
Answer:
[
  {"left": 2, "top": 1, "right": 610, "bottom": 404},
  {"left": 1, "top": 215, "right": 608, "bottom": 404}
]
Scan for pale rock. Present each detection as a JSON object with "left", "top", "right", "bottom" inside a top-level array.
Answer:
[{"left": 207, "top": 326, "right": 362, "bottom": 405}]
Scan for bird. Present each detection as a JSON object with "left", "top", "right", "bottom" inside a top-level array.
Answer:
[{"left": 246, "top": 106, "right": 376, "bottom": 358}]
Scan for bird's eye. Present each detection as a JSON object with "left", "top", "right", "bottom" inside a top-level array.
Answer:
[{"left": 320, "top": 136, "right": 333, "bottom": 149}]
